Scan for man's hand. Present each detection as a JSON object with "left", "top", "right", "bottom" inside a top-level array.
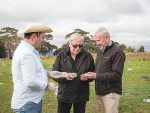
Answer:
[
  {"left": 88, "top": 72, "right": 96, "bottom": 79},
  {"left": 46, "top": 82, "right": 49, "bottom": 88},
  {"left": 47, "top": 71, "right": 76, "bottom": 80},
  {"left": 47, "top": 71, "right": 50, "bottom": 78},
  {"left": 61, "top": 72, "right": 75, "bottom": 80},
  {"left": 80, "top": 73, "right": 89, "bottom": 81},
  {"left": 61, "top": 72, "right": 69, "bottom": 78},
  {"left": 66, "top": 73, "right": 74, "bottom": 80},
  {"left": 47, "top": 71, "right": 62, "bottom": 78},
  {"left": 80, "top": 72, "right": 96, "bottom": 80},
  {"left": 46, "top": 82, "right": 57, "bottom": 92}
]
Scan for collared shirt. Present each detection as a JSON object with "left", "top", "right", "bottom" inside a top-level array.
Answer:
[
  {"left": 67, "top": 48, "right": 82, "bottom": 73},
  {"left": 101, "top": 41, "right": 112, "bottom": 52},
  {"left": 11, "top": 40, "right": 48, "bottom": 109},
  {"left": 108, "top": 41, "right": 112, "bottom": 46}
]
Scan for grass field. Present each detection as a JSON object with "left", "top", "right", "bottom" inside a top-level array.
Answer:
[{"left": 0, "top": 58, "right": 150, "bottom": 113}]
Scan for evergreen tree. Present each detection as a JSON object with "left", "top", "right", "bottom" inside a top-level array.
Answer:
[
  {"left": 114, "top": 42, "right": 119, "bottom": 46},
  {"left": 39, "top": 34, "right": 57, "bottom": 56},
  {"left": 119, "top": 44, "right": 127, "bottom": 50},
  {"left": 127, "top": 46, "right": 135, "bottom": 53},
  {"left": 138, "top": 46, "right": 145, "bottom": 52},
  {"left": 53, "top": 47, "right": 67, "bottom": 55}
]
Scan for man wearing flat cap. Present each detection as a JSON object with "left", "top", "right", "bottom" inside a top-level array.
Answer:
[{"left": 11, "top": 23, "right": 58, "bottom": 113}]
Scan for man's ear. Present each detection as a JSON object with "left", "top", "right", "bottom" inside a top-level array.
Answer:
[
  {"left": 68, "top": 41, "right": 71, "bottom": 47},
  {"left": 105, "top": 36, "right": 110, "bottom": 41},
  {"left": 31, "top": 33, "right": 37, "bottom": 41}
]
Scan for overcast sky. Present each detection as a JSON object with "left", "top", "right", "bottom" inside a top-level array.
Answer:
[{"left": 0, "top": 0, "right": 150, "bottom": 51}]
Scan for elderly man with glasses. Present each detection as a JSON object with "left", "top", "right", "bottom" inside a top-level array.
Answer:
[{"left": 52, "top": 33, "right": 95, "bottom": 113}]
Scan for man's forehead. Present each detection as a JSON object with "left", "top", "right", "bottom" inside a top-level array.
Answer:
[
  {"left": 71, "top": 40, "right": 83, "bottom": 44},
  {"left": 94, "top": 34, "right": 102, "bottom": 40}
]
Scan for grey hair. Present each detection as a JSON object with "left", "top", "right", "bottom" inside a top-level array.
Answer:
[
  {"left": 94, "top": 27, "right": 110, "bottom": 38},
  {"left": 69, "top": 33, "right": 83, "bottom": 43}
]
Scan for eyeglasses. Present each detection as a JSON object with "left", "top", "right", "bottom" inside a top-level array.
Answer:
[{"left": 71, "top": 43, "right": 83, "bottom": 48}]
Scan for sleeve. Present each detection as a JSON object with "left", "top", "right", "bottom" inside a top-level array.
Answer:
[
  {"left": 86, "top": 54, "right": 95, "bottom": 82},
  {"left": 21, "top": 54, "right": 47, "bottom": 90},
  {"left": 52, "top": 54, "right": 68, "bottom": 83},
  {"left": 88, "top": 55, "right": 95, "bottom": 72},
  {"left": 96, "top": 51, "right": 125, "bottom": 82}
]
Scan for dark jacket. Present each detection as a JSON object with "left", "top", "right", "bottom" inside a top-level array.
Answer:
[
  {"left": 53, "top": 47, "right": 95, "bottom": 103},
  {"left": 95, "top": 41, "right": 125, "bottom": 95}
]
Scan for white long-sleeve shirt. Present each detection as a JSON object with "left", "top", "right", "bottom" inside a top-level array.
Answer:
[{"left": 11, "top": 40, "right": 48, "bottom": 109}]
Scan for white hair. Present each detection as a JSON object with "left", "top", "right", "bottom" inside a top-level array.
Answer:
[
  {"left": 94, "top": 27, "right": 110, "bottom": 38},
  {"left": 69, "top": 33, "right": 83, "bottom": 43}
]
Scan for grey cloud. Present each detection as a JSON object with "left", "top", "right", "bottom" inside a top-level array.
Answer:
[{"left": 0, "top": 0, "right": 150, "bottom": 51}]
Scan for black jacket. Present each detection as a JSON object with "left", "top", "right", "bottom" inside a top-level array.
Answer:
[
  {"left": 95, "top": 41, "right": 125, "bottom": 95},
  {"left": 53, "top": 47, "right": 95, "bottom": 103}
]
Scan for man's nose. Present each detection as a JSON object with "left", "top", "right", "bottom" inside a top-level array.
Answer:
[{"left": 76, "top": 46, "right": 80, "bottom": 49}]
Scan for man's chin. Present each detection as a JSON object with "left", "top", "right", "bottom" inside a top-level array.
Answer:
[
  {"left": 38, "top": 46, "right": 42, "bottom": 49},
  {"left": 100, "top": 47, "right": 104, "bottom": 50}
]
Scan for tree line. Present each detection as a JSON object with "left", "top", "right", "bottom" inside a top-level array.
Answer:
[{"left": 0, "top": 27, "right": 145, "bottom": 58}]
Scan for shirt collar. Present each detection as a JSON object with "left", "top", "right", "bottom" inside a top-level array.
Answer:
[
  {"left": 21, "top": 40, "right": 39, "bottom": 55},
  {"left": 100, "top": 41, "right": 112, "bottom": 52},
  {"left": 108, "top": 41, "right": 112, "bottom": 46}
]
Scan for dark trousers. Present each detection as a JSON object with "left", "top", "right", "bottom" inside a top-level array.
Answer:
[{"left": 58, "top": 100, "right": 86, "bottom": 113}]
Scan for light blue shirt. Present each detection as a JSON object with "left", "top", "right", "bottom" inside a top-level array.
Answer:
[{"left": 11, "top": 40, "right": 48, "bottom": 109}]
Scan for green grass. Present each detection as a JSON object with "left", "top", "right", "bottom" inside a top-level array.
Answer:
[{"left": 0, "top": 59, "right": 150, "bottom": 113}]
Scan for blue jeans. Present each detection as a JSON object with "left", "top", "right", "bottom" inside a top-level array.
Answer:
[{"left": 13, "top": 101, "right": 42, "bottom": 113}]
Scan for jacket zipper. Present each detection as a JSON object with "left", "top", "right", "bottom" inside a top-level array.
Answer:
[{"left": 95, "top": 47, "right": 107, "bottom": 94}]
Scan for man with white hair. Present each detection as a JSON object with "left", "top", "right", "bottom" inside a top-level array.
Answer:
[
  {"left": 11, "top": 23, "right": 59, "bottom": 113},
  {"left": 81, "top": 27, "right": 125, "bottom": 113},
  {"left": 52, "top": 33, "right": 95, "bottom": 113}
]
